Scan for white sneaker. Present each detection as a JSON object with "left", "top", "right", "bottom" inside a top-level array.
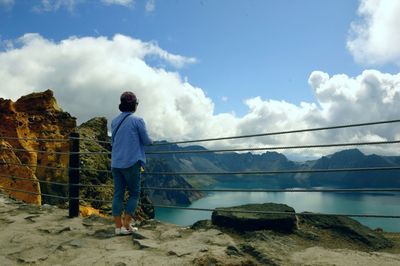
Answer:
[
  {"left": 128, "top": 224, "right": 138, "bottom": 233},
  {"left": 115, "top": 227, "right": 132, "bottom": 236}
]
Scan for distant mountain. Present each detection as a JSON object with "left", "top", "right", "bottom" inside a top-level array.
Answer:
[
  {"left": 147, "top": 144, "right": 400, "bottom": 189},
  {"left": 296, "top": 149, "right": 400, "bottom": 188}
]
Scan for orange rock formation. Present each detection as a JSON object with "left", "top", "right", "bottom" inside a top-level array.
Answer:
[{"left": 0, "top": 90, "right": 76, "bottom": 204}]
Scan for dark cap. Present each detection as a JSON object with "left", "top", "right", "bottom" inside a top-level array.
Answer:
[{"left": 120, "top": 91, "right": 137, "bottom": 103}]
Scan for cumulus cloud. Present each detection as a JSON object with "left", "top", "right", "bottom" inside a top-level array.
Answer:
[
  {"left": 347, "top": 0, "right": 400, "bottom": 65},
  {"left": 145, "top": 0, "right": 155, "bottom": 12},
  {"left": 1, "top": 34, "right": 400, "bottom": 159}
]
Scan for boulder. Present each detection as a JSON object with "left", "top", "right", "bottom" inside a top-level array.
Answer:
[{"left": 211, "top": 203, "right": 296, "bottom": 233}]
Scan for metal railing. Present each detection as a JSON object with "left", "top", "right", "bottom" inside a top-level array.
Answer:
[{"left": 1, "top": 119, "right": 400, "bottom": 219}]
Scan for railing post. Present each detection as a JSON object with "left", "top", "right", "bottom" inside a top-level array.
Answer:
[{"left": 69, "top": 132, "right": 80, "bottom": 218}]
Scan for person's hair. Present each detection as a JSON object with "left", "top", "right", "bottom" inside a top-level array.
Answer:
[{"left": 119, "top": 101, "right": 136, "bottom": 112}]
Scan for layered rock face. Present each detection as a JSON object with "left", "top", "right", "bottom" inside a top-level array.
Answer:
[
  {"left": 0, "top": 140, "right": 41, "bottom": 204},
  {"left": 0, "top": 90, "right": 76, "bottom": 204}
]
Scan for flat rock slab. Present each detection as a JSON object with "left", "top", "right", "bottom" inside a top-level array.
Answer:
[
  {"left": 132, "top": 239, "right": 159, "bottom": 249},
  {"left": 38, "top": 226, "right": 71, "bottom": 235},
  {"left": 212, "top": 203, "right": 297, "bottom": 233}
]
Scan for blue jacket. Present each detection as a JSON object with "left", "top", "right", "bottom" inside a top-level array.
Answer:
[{"left": 111, "top": 112, "right": 152, "bottom": 168}]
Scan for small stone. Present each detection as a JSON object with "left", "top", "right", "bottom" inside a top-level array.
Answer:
[
  {"left": 132, "top": 239, "right": 158, "bottom": 249},
  {"left": 69, "top": 239, "right": 86, "bottom": 248},
  {"left": 132, "top": 231, "right": 147, "bottom": 239},
  {"left": 92, "top": 228, "right": 115, "bottom": 239},
  {"left": 191, "top": 220, "right": 212, "bottom": 230},
  {"left": 24, "top": 215, "right": 40, "bottom": 223},
  {"left": 82, "top": 215, "right": 113, "bottom": 226},
  {"left": 226, "top": 245, "right": 242, "bottom": 256},
  {"left": 38, "top": 226, "right": 71, "bottom": 234},
  {"left": 160, "top": 229, "right": 181, "bottom": 240},
  {"left": 200, "top": 247, "right": 209, "bottom": 252}
]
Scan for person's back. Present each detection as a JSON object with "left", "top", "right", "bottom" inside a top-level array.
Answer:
[
  {"left": 111, "top": 112, "right": 152, "bottom": 168},
  {"left": 111, "top": 91, "right": 152, "bottom": 236}
]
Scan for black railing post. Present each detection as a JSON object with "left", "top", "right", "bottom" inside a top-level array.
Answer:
[{"left": 69, "top": 132, "right": 80, "bottom": 218}]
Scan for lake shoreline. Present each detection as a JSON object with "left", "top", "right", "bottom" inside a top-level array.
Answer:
[{"left": 156, "top": 183, "right": 400, "bottom": 232}]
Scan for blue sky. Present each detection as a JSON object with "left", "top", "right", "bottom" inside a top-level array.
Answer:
[
  {"left": 1, "top": 0, "right": 393, "bottom": 114},
  {"left": 1, "top": 0, "right": 400, "bottom": 158}
]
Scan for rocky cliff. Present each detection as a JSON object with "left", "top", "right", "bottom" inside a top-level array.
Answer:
[
  {"left": 0, "top": 90, "right": 201, "bottom": 219},
  {"left": 0, "top": 90, "right": 76, "bottom": 204}
]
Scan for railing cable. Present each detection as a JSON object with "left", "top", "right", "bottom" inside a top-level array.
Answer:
[
  {"left": 2, "top": 139, "right": 400, "bottom": 156},
  {"left": 0, "top": 187, "right": 69, "bottom": 200},
  {"left": 70, "top": 197, "right": 400, "bottom": 218},
  {"left": 0, "top": 174, "right": 69, "bottom": 187},
  {"left": 0, "top": 162, "right": 68, "bottom": 172},
  {"left": 0, "top": 136, "right": 69, "bottom": 143},
  {"left": 0, "top": 147, "right": 71, "bottom": 155},
  {"left": 146, "top": 204, "right": 400, "bottom": 219},
  {"left": 50, "top": 165, "right": 400, "bottom": 175},
  {"left": 72, "top": 183, "right": 400, "bottom": 193},
  {"left": 57, "top": 119, "right": 400, "bottom": 146},
  {"left": 141, "top": 166, "right": 400, "bottom": 176},
  {"left": 151, "top": 119, "right": 400, "bottom": 146},
  {"left": 141, "top": 187, "right": 400, "bottom": 193},
  {"left": 146, "top": 140, "right": 400, "bottom": 154}
]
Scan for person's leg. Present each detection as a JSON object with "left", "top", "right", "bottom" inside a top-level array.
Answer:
[
  {"left": 112, "top": 168, "right": 126, "bottom": 229},
  {"left": 122, "top": 162, "right": 141, "bottom": 229}
]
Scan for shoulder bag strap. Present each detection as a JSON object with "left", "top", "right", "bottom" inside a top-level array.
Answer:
[{"left": 112, "top": 113, "right": 131, "bottom": 143}]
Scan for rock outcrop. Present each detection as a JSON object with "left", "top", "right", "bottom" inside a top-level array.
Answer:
[
  {"left": 211, "top": 203, "right": 297, "bottom": 233},
  {"left": 299, "top": 213, "right": 393, "bottom": 249},
  {"left": 0, "top": 90, "right": 76, "bottom": 204}
]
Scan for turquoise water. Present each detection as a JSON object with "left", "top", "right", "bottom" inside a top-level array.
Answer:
[{"left": 155, "top": 183, "right": 400, "bottom": 232}]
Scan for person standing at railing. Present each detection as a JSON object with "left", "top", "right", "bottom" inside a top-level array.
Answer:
[{"left": 111, "top": 91, "right": 152, "bottom": 236}]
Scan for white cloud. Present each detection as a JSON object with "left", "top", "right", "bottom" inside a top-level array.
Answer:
[
  {"left": 0, "top": 0, "right": 14, "bottom": 8},
  {"left": 145, "top": 0, "right": 155, "bottom": 12},
  {"left": 33, "top": 0, "right": 134, "bottom": 12},
  {"left": 33, "top": 0, "right": 80, "bottom": 13},
  {"left": 221, "top": 96, "right": 228, "bottom": 102},
  {"left": 347, "top": 0, "right": 400, "bottom": 65},
  {"left": 101, "top": 0, "right": 134, "bottom": 8},
  {"left": 1, "top": 34, "right": 400, "bottom": 159}
]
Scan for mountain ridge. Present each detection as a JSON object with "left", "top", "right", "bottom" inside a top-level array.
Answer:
[{"left": 147, "top": 144, "right": 400, "bottom": 189}]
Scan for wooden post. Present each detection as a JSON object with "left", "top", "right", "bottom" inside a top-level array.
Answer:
[{"left": 68, "top": 132, "right": 80, "bottom": 218}]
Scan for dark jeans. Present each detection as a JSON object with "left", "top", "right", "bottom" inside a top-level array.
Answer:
[{"left": 111, "top": 162, "right": 141, "bottom": 217}]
